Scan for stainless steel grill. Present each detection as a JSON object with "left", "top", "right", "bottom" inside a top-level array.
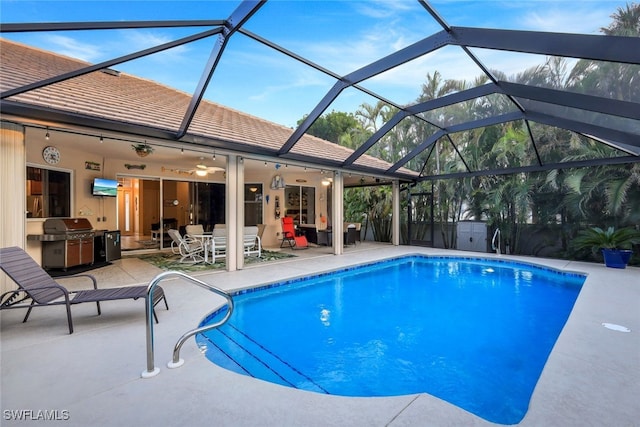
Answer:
[{"left": 40, "top": 218, "right": 95, "bottom": 270}]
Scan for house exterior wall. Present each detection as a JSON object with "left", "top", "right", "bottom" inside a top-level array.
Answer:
[{"left": 3, "top": 118, "right": 396, "bottom": 286}]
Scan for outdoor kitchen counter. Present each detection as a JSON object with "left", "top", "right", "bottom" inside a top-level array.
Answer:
[{"left": 27, "top": 234, "right": 68, "bottom": 241}]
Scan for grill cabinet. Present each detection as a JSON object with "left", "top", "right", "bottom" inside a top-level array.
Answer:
[{"left": 40, "top": 218, "right": 95, "bottom": 269}]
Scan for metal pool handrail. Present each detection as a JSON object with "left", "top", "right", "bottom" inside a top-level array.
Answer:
[
  {"left": 492, "top": 228, "right": 501, "bottom": 255},
  {"left": 141, "top": 271, "right": 234, "bottom": 379}
]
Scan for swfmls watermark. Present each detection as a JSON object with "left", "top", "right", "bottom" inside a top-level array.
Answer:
[{"left": 3, "top": 409, "right": 70, "bottom": 421}]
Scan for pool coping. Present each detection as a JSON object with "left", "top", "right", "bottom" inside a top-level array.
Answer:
[{"left": 218, "top": 252, "right": 588, "bottom": 297}]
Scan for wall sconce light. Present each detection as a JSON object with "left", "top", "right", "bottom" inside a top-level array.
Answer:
[
  {"left": 321, "top": 179, "right": 331, "bottom": 186},
  {"left": 249, "top": 187, "right": 258, "bottom": 193}
]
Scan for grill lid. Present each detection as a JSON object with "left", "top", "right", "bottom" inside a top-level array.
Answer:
[{"left": 43, "top": 218, "right": 93, "bottom": 233}]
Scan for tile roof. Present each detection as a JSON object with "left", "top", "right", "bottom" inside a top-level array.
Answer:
[{"left": 1, "top": 38, "right": 417, "bottom": 178}]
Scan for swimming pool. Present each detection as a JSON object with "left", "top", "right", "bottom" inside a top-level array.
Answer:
[{"left": 196, "top": 255, "right": 585, "bottom": 424}]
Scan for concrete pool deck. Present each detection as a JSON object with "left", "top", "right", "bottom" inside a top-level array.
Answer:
[{"left": 1, "top": 244, "right": 639, "bottom": 426}]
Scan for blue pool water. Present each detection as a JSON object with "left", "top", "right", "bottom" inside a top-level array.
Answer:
[{"left": 196, "top": 256, "right": 585, "bottom": 424}]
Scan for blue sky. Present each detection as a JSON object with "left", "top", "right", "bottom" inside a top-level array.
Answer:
[{"left": 1, "top": 0, "right": 628, "bottom": 128}]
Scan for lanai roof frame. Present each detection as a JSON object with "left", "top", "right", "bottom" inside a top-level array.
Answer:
[{"left": 1, "top": 0, "right": 638, "bottom": 182}]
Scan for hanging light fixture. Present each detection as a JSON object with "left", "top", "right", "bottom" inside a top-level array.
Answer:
[
  {"left": 195, "top": 161, "right": 208, "bottom": 176},
  {"left": 45, "top": 128, "right": 50, "bottom": 140}
]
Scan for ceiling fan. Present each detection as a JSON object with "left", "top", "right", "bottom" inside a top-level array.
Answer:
[{"left": 191, "top": 157, "right": 224, "bottom": 176}]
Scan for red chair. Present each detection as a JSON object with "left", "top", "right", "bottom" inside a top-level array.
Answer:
[{"left": 280, "top": 217, "right": 308, "bottom": 249}]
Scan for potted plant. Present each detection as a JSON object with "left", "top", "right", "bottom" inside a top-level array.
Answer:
[
  {"left": 573, "top": 226, "right": 640, "bottom": 268},
  {"left": 131, "top": 143, "right": 154, "bottom": 157}
]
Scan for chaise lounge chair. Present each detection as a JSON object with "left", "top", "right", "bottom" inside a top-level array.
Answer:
[
  {"left": 0, "top": 246, "right": 168, "bottom": 334},
  {"left": 280, "top": 217, "right": 308, "bottom": 249}
]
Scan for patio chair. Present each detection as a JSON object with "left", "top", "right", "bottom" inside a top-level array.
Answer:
[
  {"left": 209, "top": 225, "right": 227, "bottom": 263},
  {"left": 167, "top": 229, "right": 205, "bottom": 264},
  {"left": 256, "top": 224, "right": 266, "bottom": 250},
  {"left": 244, "top": 226, "right": 261, "bottom": 257},
  {"left": 0, "top": 246, "right": 168, "bottom": 334},
  {"left": 185, "top": 224, "right": 207, "bottom": 238},
  {"left": 345, "top": 224, "right": 358, "bottom": 246},
  {"left": 185, "top": 224, "right": 210, "bottom": 247},
  {"left": 281, "top": 217, "right": 308, "bottom": 249}
]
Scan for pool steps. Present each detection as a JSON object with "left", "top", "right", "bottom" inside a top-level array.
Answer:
[{"left": 198, "top": 324, "right": 329, "bottom": 394}]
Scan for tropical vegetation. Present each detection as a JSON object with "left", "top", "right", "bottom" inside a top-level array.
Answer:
[
  {"left": 573, "top": 225, "right": 640, "bottom": 249},
  {"left": 299, "top": 3, "right": 639, "bottom": 264}
]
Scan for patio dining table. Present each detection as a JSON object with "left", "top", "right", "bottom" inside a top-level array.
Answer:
[{"left": 190, "top": 234, "right": 214, "bottom": 263}]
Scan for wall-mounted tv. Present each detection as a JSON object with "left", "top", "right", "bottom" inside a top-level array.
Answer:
[{"left": 92, "top": 178, "right": 118, "bottom": 197}]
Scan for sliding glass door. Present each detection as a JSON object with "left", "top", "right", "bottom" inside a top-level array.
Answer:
[{"left": 284, "top": 185, "right": 315, "bottom": 225}]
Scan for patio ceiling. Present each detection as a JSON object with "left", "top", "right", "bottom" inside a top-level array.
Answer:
[{"left": 1, "top": 0, "right": 639, "bottom": 183}]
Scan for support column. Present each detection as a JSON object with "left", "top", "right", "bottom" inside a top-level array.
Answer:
[
  {"left": 1, "top": 121, "right": 26, "bottom": 294},
  {"left": 225, "top": 154, "right": 238, "bottom": 271},
  {"left": 332, "top": 171, "right": 344, "bottom": 255},
  {"left": 235, "top": 156, "right": 245, "bottom": 270},
  {"left": 392, "top": 180, "right": 400, "bottom": 246}
]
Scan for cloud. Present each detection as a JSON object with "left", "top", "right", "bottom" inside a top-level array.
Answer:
[
  {"left": 118, "top": 29, "right": 191, "bottom": 62},
  {"left": 40, "top": 29, "right": 194, "bottom": 68},
  {"left": 351, "top": 0, "right": 419, "bottom": 19},
  {"left": 247, "top": 69, "right": 330, "bottom": 103},
  {"left": 522, "top": 6, "right": 617, "bottom": 34},
  {"left": 46, "top": 35, "right": 102, "bottom": 62}
]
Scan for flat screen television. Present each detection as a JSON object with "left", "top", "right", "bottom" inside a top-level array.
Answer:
[{"left": 92, "top": 178, "right": 118, "bottom": 197}]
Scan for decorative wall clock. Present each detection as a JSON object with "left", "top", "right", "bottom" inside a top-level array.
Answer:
[{"left": 42, "top": 146, "right": 61, "bottom": 164}]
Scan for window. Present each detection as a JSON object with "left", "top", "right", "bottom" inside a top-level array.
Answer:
[
  {"left": 26, "top": 165, "right": 72, "bottom": 218},
  {"left": 284, "top": 185, "right": 315, "bottom": 225},
  {"left": 244, "top": 183, "right": 263, "bottom": 226}
]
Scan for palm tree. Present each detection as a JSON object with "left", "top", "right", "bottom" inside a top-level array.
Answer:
[
  {"left": 567, "top": 3, "right": 639, "bottom": 101},
  {"left": 601, "top": 3, "right": 640, "bottom": 36}
]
